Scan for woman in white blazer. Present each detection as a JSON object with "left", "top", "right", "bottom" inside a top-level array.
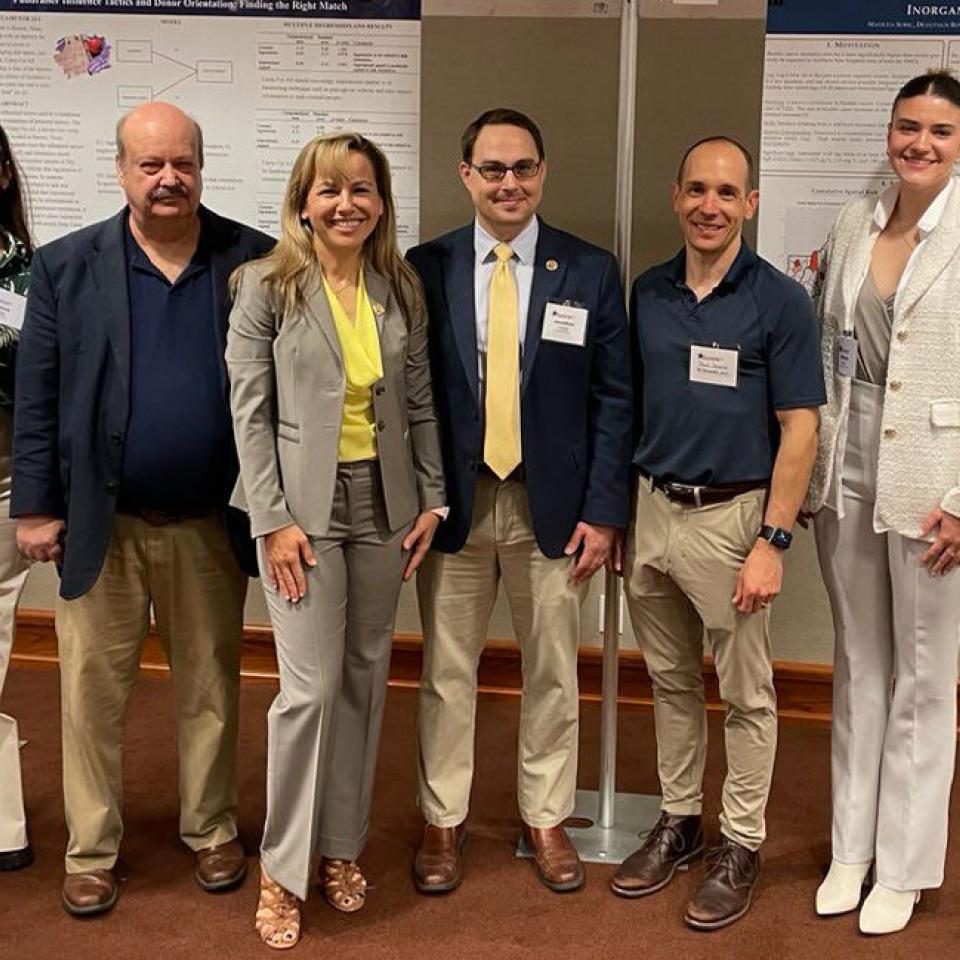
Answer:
[
  {"left": 806, "top": 70, "right": 960, "bottom": 935},
  {"left": 227, "top": 133, "right": 445, "bottom": 949}
]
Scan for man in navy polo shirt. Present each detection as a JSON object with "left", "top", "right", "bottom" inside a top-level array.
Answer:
[
  {"left": 13, "top": 101, "right": 273, "bottom": 916},
  {"left": 611, "top": 137, "right": 824, "bottom": 929}
]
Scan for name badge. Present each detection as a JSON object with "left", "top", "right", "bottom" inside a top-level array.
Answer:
[
  {"left": 689, "top": 344, "right": 738, "bottom": 388},
  {"left": 836, "top": 331, "right": 857, "bottom": 378},
  {"left": 542, "top": 301, "right": 588, "bottom": 347},
  {"left": 0, "top": 287, "right": 26, "bottom": 331}
]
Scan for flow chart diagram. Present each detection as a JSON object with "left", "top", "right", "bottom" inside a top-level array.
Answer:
[{"left": 114, "top": 39, "right": 233, "bottom": 107}]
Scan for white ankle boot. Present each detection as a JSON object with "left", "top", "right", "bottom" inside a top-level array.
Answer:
[
  {"left": 815, "top": 859, "right": 871, "bottom": 916},
  {"left": 858, "top": 883, "right": 921, "bottom": 934}
]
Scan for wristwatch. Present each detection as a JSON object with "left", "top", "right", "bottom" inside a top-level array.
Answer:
[{"left": 758, "top": 524, "right": 793, "bottom": 551}]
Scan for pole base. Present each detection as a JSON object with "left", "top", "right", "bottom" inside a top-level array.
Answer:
[{"left": 516, "top": 789, "right": 661, "bottom": 865}]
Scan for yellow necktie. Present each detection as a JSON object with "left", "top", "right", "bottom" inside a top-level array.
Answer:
[{"left": 484, "top": 242, "right": 521, "bottom": 479}]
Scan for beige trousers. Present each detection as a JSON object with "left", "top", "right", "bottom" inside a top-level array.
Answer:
[
  {"left": 258, "top": 460, "right": 408, "bottom": 901},
  {"left": 0, "top": 411, "right": 31, "bottom": 852},
  {"left": 417, "top": 475, "right": 587, "bottom": 828},
  {"left": 56, "top": 513, "right": 247, "bottom": 873},
  {"left": 815, "top": 380, "right": 960, "bottom": 890},
  {"left": 624, "top": 478, "right": 777, "bottom": 850}
]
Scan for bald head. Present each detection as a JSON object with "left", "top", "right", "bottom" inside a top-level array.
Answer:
[{"left": 116, "top": 102, "right": 204, "bottom": 169}]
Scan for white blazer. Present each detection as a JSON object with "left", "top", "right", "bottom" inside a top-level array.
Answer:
[{"left": 806, "top": 179, "right": 960, "bottom": 538}]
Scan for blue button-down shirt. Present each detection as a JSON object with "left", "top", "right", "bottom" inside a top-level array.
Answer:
[
  {"left": 119, "top": 220, "right": 231, "bottom": 512},
  {"left": 630, "top": 241, "right": 826, "bottom": 486}
]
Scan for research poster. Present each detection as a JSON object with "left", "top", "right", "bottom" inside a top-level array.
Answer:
[
  {"left": 0, "top": 0, "right": 421, "bottom": 246},
  {"left": 758, "top": 2, "right": 960, "bottom": 291}
]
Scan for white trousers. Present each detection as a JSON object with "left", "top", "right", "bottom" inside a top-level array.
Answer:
[
  {"left": 0, "top": 409, "right": 31, "bottom": 852},
  {"left": 815, "top": 381, "right": 960, "bottom": 890}
]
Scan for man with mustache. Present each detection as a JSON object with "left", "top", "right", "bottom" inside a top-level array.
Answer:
[
  {"left": 613, "top": 137, "right": 824, "bottom": 928},
  {"left": 13, "top": 101, "right": 273, "bottom": 916}
]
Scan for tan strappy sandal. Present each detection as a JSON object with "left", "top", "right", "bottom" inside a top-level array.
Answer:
[
  {"left": 255, "top": 866, "right": 301, "bottom": 950},
  {"left": 321, "top": 858, "right": 367, "bottom": 913}
]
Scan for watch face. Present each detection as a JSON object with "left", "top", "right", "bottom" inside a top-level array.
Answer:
[{"left": 771, "top": 528, "right": 792, "bottom": 550}]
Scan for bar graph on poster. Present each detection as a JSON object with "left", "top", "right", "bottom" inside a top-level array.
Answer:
[
  {"left": 758, "top": 1, "right": 960, "bottom": 287},
  {"left": 0, "top": 0, "right": 421, "bottom": 246}
]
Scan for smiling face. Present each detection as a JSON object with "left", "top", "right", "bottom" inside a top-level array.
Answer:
[
  {"left": 459, "top": 123, "right": 546, "bottom": 241},
  {"left": 887, "top": 94, "right": 960, "bottom": 196},
  {"left": 672, "top": 140, "right": 758, "bottom": 260},
  {"left": 300, "top": 149, "right": 384, "bottom": 258},
  {"left": 116, "top": 103, "right": 202, "bottom": 230}
]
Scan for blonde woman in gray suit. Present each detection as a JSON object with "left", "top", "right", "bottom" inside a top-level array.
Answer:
[
  {"left": 806, "top": 71, "right": 960, "bottom": 935},
  {"left": 227, "top": 132, "right": 445, "bottom": 949}
]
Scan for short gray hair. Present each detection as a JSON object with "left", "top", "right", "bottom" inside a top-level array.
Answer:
[{"left": 115, "top": 110, "right": 205, "bottom": 169}]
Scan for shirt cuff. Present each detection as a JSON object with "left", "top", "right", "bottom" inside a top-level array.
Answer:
[{"left": 431, "top": 506, "right": 450, "bottom": 521}]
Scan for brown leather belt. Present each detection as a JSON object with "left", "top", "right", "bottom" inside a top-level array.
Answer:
[{"left": 643, "top": 472, "right": 767, "bottom": 508}]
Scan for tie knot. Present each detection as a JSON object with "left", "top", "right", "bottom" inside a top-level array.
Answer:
[{"left": 494, "top": 242, "right": 514, "bottom": 263}]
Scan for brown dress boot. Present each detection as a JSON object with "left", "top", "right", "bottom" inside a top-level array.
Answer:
[
  {"left": 611, "top": 812, "right": 704, "bottom": 897},
  {"left": 413, "top": 823, "right": 467, "bottom": 894},
  {"left": 684, "top": 837, "right": 760, "bottom": 931},
  {"left": 522, "top": 824, "right": 585, "bottom": 893},
  {"left": 62, "top": 869, "right": 118, "bottom": 917}
]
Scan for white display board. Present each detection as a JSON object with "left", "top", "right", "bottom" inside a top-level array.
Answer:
[
  {"left": 0, "top": 0, "right": 421, "bottom": 246},
  {"left": 758, "top": 2, "right": 960, "bottom": 291}
]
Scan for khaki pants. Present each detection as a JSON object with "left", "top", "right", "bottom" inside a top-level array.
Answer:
[
  {"left": 259, "top": 461, "right": 407, "bottom": 901},
  {"left": 417, "top": 476, "right": 587, "bottom": 828},
  {"left": 56, "top": 513, "right": 247, "bottom": 873},
  {"left": 0, "top": 421, "right": 31, "bottom": 852},
  {"left": 624, "top": 478, "right": 777, "bottom": 850}
]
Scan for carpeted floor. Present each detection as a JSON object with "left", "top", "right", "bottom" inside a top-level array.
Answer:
[{"left": 2, "top": 665, "right": 958, "bottom": 960}]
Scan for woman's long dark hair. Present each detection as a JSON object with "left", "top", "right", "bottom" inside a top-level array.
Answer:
[{"left": 0, "top": 125, "right": 32, "bottom": 256}]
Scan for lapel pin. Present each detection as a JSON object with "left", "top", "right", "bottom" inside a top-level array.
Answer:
[
  {"left": 545, "top": 259, "right": 559, "bottom": 272},
  {"left": 371, "top": 302, "right": 385, "bottom": 316}
]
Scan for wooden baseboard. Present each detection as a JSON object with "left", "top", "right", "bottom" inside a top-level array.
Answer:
[{"left": 11, "top": 607, "right": 836, "bottom": 725}]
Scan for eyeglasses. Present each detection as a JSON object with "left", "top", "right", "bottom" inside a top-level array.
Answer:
[{"left": 469, "top": 160, "right": 542, "bottom": 182}]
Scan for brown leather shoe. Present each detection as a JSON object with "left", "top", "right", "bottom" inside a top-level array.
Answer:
[
  {"left": 413, "top": 823, "right": 467, "bottom": 894},
  {"left": 195, "top": 839, "right": 247, "bottom": 892},
  {"left": 62, "top": 869, "right": 118, "bottom": 917},
  {"left": 611, "top": 812, "right": 703, "bottom": 897},
  {"left": 522, "top": 824, "right": 584, "bottom": 893},
  {"left": 684, "top": 837, "right": 760, "bottom": 931}
]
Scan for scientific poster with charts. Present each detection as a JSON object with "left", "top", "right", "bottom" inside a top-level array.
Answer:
[
  {"left": 0, "top": 0, "right": 420, "bottom": 246},
  {"left": 759, "top": 1, "right": 960, "bottom": 290}
]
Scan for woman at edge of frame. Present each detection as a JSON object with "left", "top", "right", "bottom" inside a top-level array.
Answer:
[
  {"left": 805, "top": 69, "right": 960, "bottom": 935},
  {"left": 0, "top": 123, "right": 35, "bottom": 873},
  {"left": 226, "top": 132, "right": 445, "bottom": 949}
]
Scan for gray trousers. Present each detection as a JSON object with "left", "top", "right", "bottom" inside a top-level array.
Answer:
[
  {"left": 259, "top": 460, "right": 407, "bottom": 900},
  {"left": 815, "top": 381, "right": 960, "bottom": 890}
]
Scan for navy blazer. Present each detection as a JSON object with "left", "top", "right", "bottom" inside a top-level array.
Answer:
[
  {"left": 12, "top": 206, "right": 274, "bottom": 599},
  {"left": 408, "top": 219, "right": 633, "bottom": 559}
]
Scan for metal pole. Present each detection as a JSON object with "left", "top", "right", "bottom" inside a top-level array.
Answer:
[{"left": 598, "top": 573, "right": 620, "bottom": 829}]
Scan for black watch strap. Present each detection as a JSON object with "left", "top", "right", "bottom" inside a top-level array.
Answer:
[{"left": 758, "top": 524, "right": 793, "bottom": 550}]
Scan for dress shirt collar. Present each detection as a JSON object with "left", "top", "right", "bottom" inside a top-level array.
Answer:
[
  {"left": 872, "top": 178, "right": 954, "bottom": 238},
  {"left": 474, "top": 215, "right": 539, "bottom": 266}
]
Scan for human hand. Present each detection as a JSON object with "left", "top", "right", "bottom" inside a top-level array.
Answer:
[
  {"left": 16, "top": 515, "right": 66, "bottom": 563},
  {"left": 264, "top": 523, "right": 316, "bottom": 601},
  {"left": 919, "top": 507, "right": 960, "bottom": 576},
  {"left": 564, "top": 522, "right": 616, "bottom": 584},
  {"left": 402, "top": 511, "right": 441, "bottom": 581},
  {"left": 732, "top": 539, "right": 784, "bottom": 614}
]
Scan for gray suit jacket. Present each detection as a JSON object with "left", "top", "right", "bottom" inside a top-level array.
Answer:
[{"left": 226, "top": 259, "right": 445, "bottom": 538}]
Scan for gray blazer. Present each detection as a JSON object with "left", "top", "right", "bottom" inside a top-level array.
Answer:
[{"left": 226, "top": 259, "right": 445, "bottom": 539}]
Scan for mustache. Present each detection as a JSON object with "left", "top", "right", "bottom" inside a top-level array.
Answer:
[{"left": 149, "top": 184, "right": 189, "bottom": 200}]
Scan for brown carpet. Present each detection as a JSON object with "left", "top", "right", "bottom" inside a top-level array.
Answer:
[{"left": 2, "top": 665, "right": 958, "bottom": 960}]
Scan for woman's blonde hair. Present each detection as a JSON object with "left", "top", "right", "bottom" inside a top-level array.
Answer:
[{"left": 234, "top": 132, "right": 423, "bottom": 320}]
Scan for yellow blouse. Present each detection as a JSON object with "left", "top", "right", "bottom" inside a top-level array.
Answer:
[{"left": 323, "top": 267, "right": 384, "bottom": 462}]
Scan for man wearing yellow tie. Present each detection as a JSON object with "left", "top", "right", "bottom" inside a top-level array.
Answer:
[{"left": 407, "top": 108, "right": 633, "bottom": 894}]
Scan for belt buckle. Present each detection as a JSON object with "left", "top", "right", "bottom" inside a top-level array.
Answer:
[{"left": 665, "top": 482, "right": 702, "bottom": 508}]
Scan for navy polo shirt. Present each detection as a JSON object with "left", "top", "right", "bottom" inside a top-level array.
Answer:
[
  {"left": 119, "top": 221, "right": 231, "bottom": 512},
  {"left": 631, "top": 242, "right": 825, "bottom": 486}
]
